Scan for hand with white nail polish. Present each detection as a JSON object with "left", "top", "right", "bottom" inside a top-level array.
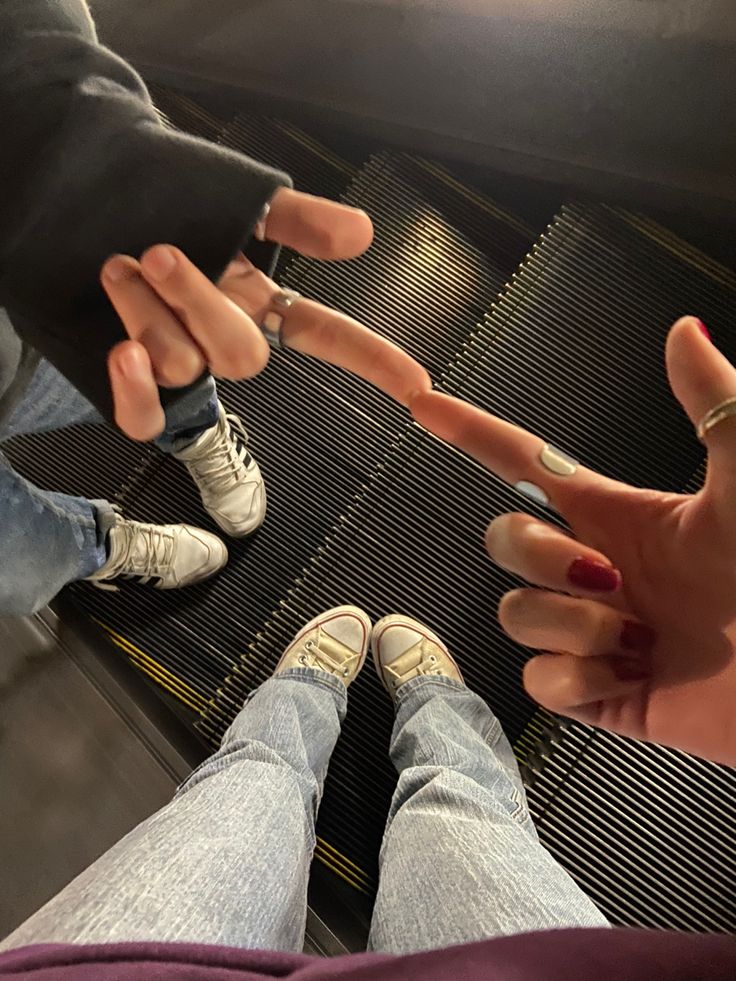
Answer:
[
  {"left": 413, "top": 317, "right": 736, "bottom": 767},
  {"left": 101, "top": 188, "right": 430, "bottom": 441}
]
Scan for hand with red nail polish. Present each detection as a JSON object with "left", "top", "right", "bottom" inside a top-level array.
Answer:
[{"left": 414, "top": 316, "right": 736, "bottom": 767}]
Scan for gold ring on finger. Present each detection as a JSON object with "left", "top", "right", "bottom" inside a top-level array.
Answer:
[{"left": 696, "top": 396, "right": 736, "bottom": 441}]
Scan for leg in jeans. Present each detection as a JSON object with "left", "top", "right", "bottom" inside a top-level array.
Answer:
[
  {"left": 0, "top": 668, "right": 346, "bottom": 951},
  {"left": 0, "top": 360, "right": 219, "bottom": 615},
  {"left": 368, "top": 677, "right": 608, "bottom": 954},
  {"left": 3, "top": 358, "right": 218, "bottom": 450}
]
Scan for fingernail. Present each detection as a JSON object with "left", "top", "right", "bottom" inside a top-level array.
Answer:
[
  {"left": 613, "top": 659, "right": 650, "bottom": 682},
  {"left": 567, "top": 557, "right": 621, "bottom": 592},
  {"left": 142, "top": 246, "right": 177, "bottom": 281},
  {"left": 253, "top": 202, "right": 271, "bottom": 242},
  {"left": 515, "top": 481, "right": 550, "bottom": 507},
  {"left": 620, "top": 620, "right": 657, "bottom": 653},
  {"left": 695, "top": 318, "right": 711, "bottom": 342},
  {"left": 116, "top": 346, "right": 145, "bottom": 380},
  {"left": 103, "top": 256, "right": 136, "bottom": 283}
]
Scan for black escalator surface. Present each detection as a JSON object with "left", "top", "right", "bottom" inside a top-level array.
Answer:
[
  {"left": 6, "top": 88, "right": 736, "bottom": 930},
  {"left": 203, "top": 202, "right": 736, "bottom": 913}
]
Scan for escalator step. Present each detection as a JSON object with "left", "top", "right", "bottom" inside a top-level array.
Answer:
[
  {"left": 526, "top": 724, "right": 736, "bottom": 931},
  {"left": 206, "top": 200, "right": 736, "bottom": 909},
  {"left": 56, "top": 139, "right": 533, "bottom": 707}
]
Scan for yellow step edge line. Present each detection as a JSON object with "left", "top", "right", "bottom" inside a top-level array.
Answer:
[
  {"left": 102, "top": 630, "right": 206, "bottom": 712},
  {"left": 314, "top": 850, "right": 371, "bottom": 895},
  {"left": 316, "top": 836, "right": 371, "bottom": 881},
  {"left": 274, "top": 119, "right": 356, "bottom": 177},
  {"left": 314, "top": 839, "right": 372, "bottom": 894},
  {"left": 314, "top": 847, "right": 371, "bottom": 892},
  {"left": 612, "top": 208, "right": 736, "bottom": 292},
  {"left": 92, "top": 620, "right": 207, "bottom": 715},
  {"left": 416, "top": 158, "right": 536, "bottom": 239}
]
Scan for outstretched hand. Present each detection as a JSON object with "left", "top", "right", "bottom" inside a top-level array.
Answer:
[
  {"left": 101, "top": 187, "right": 431, "bottom": 439},
  {"left": 412, "top": 318, "right": 736, "bottom": 767}
]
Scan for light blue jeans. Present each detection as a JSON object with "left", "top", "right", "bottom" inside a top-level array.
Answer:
[
  {"left": 0, "top": 670, "right": 607, "bottom": 954},
  {"left": 0, "top": 359, "right": 218, "bottom": 616}
]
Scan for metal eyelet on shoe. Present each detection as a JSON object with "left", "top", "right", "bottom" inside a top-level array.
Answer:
[
  {"left": 343, "top": 668, "right": 350, "bottom": 677},
  {"left": 298, "top": 655, "right": 307, "bottom": 665},
  {"left": 429, "top": 655, "right": 436, "bottom": 663},
  {"left": 304, "top": 640, "right": 314, "bottom": 650}
]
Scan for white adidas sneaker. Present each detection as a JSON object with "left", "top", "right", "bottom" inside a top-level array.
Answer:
[
  {"left": 174, "top": 404, "right": 266, "bottom": 538},
  {"left": 274, "top": 606, "right": 373, "bottom": 686},
  {"left": 87, "top": 512, "right": 228, "bottom": 590},
  {"left": 372, "top": 614, "right": 464, "bottom": 697}
]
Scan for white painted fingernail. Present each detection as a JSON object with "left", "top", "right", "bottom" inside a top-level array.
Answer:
[
  {"left": 515, "top": 481, "right": 550, "bottom": 507},
  {"left": 539, "top": 444, "right": 578, "bottom": 477}
]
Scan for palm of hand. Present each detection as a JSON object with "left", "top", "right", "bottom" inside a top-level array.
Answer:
[
  {"left": 570, "top": 484, "right": 736, "bottom": 764},
  {"left": 413, "top": 318, "right": 736, "bottom": 767}
]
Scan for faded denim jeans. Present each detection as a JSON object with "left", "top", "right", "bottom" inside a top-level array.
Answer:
[
  {"left": 1, "top": 670, "right": 607, "bottom": 954},
  {"left": 0, "top": 358, "right": 218, "bottom": 615}
]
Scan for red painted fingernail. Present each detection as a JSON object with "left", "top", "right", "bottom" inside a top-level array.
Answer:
[
  {"left": 695, "top": 319, "right": 711, "bottom": 342},
  {"left": 567, "top": 558, "right": 621, "bottom": 592},
  {"left": 620, "top": 620, "right": 657, "bottom": 653},
  {"left": 613, "top": 659, "right": 651, "bottom": 682}
]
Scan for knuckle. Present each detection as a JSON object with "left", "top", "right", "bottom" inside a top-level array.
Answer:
[
  {"left": 573, "top": 603, "right": 603, "bottom": 644},
  {"left": 523, "top": 656, "right": 582, "bottom": 711},
  {"left": 160, "top": 348, "right": 206, "bottom": 388},
  {"left": 497, "top": 589, "right": 529, "bottom": 633},
  {"left": 215, "top": 345, "right": 267, "bottom": 381},
  {"left": 485, "top": 512, "right": 533, "bottom": 561}
]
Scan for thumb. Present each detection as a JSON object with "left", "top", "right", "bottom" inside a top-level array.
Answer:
[{"left": 666, "top": 316, "right": 736, "bottom": 468}]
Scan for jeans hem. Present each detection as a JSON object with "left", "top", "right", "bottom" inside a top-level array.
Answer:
[
  {"left": 271, "top": 666, "right": 349, "bottom": 704},
  {"left": 394, "top": 674, "right": 468, "bottom": 707}
]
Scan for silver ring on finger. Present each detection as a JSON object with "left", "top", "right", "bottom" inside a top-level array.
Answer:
[{"left": 259, "top": 288, "right": 300, "bottom": 351}]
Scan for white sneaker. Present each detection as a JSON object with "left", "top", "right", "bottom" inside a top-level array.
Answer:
[
  {"left": 87, "top": 512, "right": 228, "bottom": 590},
  {"left": 275, "top": 606, "right": 373, "bottom": 687},
  {"left": 372, "top": 614, "right": 464, "bottom": 697},
  {"left": 174, "top": 404, "right": 266, "bottom": 538}
]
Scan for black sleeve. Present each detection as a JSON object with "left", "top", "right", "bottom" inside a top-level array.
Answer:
[{"left": 0, "top": 0, "right": 290, "bottom": 420}]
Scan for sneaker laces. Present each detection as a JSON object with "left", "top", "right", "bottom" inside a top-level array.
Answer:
[
  {"left": 296, "top": 637, "right": 360, "bottom": 680},
  {"left": 185, "top": 413, "right": 253, "bottom": 496},
  {"left": 93, "top": 518, "right": 176, "bottom": 590},
  {"left": 385, "top": 641, "right": 445, "bottom": 689}
]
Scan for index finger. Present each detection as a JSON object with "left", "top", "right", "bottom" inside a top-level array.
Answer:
[
  {"left": 410, "top": 391, "right": 617, "bottom": 514},
  {"left": 262, "top": 188, "right": 374, "bottom": 260},
  {"left": 282, "top": 298, "right": 431, "bottom": 407}
]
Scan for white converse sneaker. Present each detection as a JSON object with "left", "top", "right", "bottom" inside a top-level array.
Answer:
[
  {"left": 173, "top": 404, "right": 266, "bottom": 538},
  {"left": 87, "top": 512, "right": 228, "bottom": 590},
  {"left": 372, "top": 614, "right": 464, "bottom": 697},
  {"left": 275, "top": 606, "right": 373, "bottom": 686}
]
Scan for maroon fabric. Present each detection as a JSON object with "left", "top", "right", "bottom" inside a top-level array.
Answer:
[{"left": 1, "top": 930, "right": 735, "bottom": 980}]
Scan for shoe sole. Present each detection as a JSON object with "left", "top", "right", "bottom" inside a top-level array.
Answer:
[
  {"left": 371, "top": 614, "right": 464, "bottom": 693},
  {"left": 275, "top": 605, "right": 373, "bottom": 675}
]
